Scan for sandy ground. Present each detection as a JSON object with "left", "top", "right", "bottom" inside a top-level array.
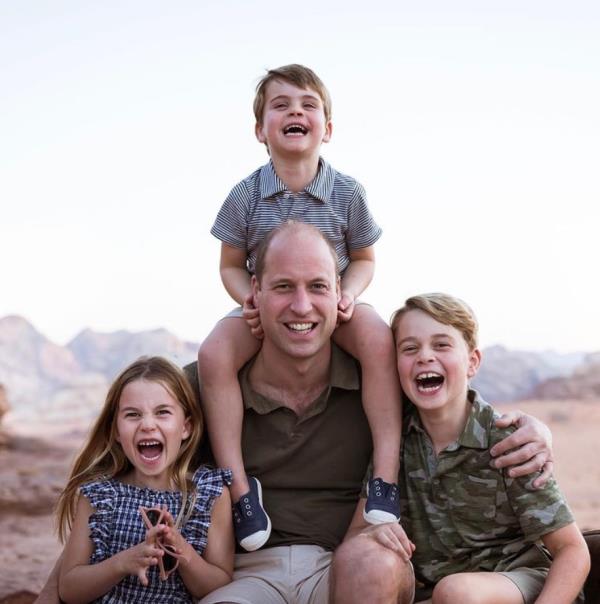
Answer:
[{"left": 0, "top": 399, "right": 599, "bottom": 601}]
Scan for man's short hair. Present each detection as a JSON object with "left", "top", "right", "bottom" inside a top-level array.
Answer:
[
  {"left": 253, "top": 64, "right": 332, "bottom": 126},
  {"left": 254, "top": 221, "right": 339, "bottom": 284},
  {"left": 390, "top": 293, "right": 479, "bottom": 351}
]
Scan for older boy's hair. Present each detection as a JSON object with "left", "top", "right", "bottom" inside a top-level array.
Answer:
[
  {"left": 253, "top": 64, "right": 332, "bottom": 125},
  {"left": 254, "top": 220, "right": 339, "bottom": 283},
  {"left": 391, "top": 293, "right": 479, "bottom": 351}
]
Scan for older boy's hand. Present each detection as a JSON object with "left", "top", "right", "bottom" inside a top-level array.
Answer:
[
  {"left": 491, "top": 410, "right": 554, "bottom": 488},
  {"left": 358, "top": 523, "right": 415, "bottom": 562},
  {"left": 243, "top": 293, "right": 263, "bottom": 339},
  {"left": 337, "top": 292, "right": 355, "bottom": 323}
]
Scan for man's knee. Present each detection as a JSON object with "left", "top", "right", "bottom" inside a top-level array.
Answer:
[{"left": 333, "top": 536, "right": 413, "bottom": 602}]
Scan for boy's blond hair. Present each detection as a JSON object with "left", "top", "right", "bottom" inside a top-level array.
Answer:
[
  {"left": 253, "top": 64, "right": 332, "bottom": 125},
  {"left": 391, "top": 293, "right": 479, "bottom": 351}
]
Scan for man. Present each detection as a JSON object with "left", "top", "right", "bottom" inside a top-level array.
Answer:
[{"left": 35, "top": 221, "right": 553, "bottom": 604}]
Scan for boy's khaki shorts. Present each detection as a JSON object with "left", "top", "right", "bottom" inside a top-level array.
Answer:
[{"left": 198, "top": 545, "right": 332, "bottom": 604}]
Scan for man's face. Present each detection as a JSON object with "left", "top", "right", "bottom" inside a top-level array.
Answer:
[
  {"left": 252, "top": 229, "right": 340, "bottom": 361},
  {"left": 255, "top": 79, "right": 332, "bottom": 159}
]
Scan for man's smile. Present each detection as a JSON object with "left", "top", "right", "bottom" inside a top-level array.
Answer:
[{"left": 286, "top": 322, "right": 316, "bottom": 334}]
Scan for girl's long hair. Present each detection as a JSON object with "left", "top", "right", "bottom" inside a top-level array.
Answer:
[{"left": 56, "top": 356, "right": 203, "bottom": 543}]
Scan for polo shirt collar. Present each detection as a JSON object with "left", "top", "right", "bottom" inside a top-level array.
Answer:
[
  {"left": 405, "top": 388, "right": 490, "bottom": 450},
  {"left": 240, "top": 344, "right": 360, "bottom": 416},
  {"left": 259, "top": 158, "right": 335, "bottom": 203}
]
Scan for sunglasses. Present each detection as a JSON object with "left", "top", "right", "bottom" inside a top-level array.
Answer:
[{"left": 139, "top": 505, "right": 183, "bottom": 580}]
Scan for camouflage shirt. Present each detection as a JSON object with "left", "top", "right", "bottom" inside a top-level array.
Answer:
[{"left": 400, "top": 389, "right": 574, "bottom": 585}]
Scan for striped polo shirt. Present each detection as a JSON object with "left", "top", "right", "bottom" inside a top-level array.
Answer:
[{"left": 211, "top": 158, "right": 382, "bottom": 274}]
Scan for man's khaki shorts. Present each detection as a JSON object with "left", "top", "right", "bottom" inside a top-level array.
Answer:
[{"left": 198, "top": 545, "right": 332, "bottom": 604}]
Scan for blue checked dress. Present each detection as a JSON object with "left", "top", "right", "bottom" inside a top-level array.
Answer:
[{"left": 79, "top": 466, "right": 232, "bottom": 603}]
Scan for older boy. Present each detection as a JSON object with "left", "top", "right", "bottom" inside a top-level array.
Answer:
[
  {"left": 198, "top": 65, "right": 403, "bottom": 550},
  {"left": 381, "top": 293, "right": 589, "bottom": 603}
]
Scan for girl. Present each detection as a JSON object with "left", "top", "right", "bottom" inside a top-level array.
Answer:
[{"left": 56, "top": 356, "right": 234, "bottom": 603}]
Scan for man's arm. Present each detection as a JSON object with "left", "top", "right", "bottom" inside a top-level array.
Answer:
[
  {"left": 491, "top": 410, "right": 554, "bottom": 488},
  {"left": 34, "top": 553, "right": 63, "bottom": 604}
]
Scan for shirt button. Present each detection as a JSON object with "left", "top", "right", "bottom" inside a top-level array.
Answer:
[{"left": 283, "top": 193, "right": 290, "bottom": 199}]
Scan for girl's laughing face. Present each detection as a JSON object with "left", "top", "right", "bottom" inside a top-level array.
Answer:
[{"left": 115, "top": 378, "right": 190, "bottom": 489}]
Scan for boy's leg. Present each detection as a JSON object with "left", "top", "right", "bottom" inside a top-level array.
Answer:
[
  {"left": 333, "top": 305, "right": 402, "bottom": 519},
  {"left": 198, "top": 316, "right": 269, "bottom": 550},
  {"left": 431, "top": 572, "right": 524, "bottom": 604}
]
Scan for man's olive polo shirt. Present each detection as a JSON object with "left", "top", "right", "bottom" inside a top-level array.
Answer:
[{"left": 238, "top": 344, "right": 372, "bottom": 551}]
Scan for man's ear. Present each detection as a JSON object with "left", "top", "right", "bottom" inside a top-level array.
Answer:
[
  {"left": 467, "top": 348, "right": 482, "bottom": 379},
  {"left": 335, "top": 275, "right": 341, "bottom": 303},
  {"left": 251, "top": 274, "right": 260, "bottom": 308}
]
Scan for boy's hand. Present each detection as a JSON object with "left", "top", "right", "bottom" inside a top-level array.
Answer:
[
  {"left": 337, "top": 292, "right": 356, "bottom": 323},
  {"left": 243, "top": 293, "right": 263, "bottom": 339},
  {"left": 359, "top": 523, "right": 415, "bottom": 562},
  {"left": 491, "top": 410, "right": 554, "bottom": 488}
]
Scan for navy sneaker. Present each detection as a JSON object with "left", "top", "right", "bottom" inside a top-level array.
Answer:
[
  {"left": 232, "top": 476, "right": 272, "bottom": 551},
  {"left": 363, "top": 477, "right": 401, "bottom": 524}
]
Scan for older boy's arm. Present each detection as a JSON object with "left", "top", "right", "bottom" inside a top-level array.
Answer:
[
  {"left": 535, "top": 523, "right": 590, "bottom": 604},
  {"left": 219, "top": 243, "right": 252, "bottom": 306},
  {"left": 34, "top": 553, "right": 63, "bottom": 604},
  {"left": 338, "top": 246, "right": 375, "bottom": 322},
  {"left": 490, "top": 410, "right": 554, "bottom": 488}
]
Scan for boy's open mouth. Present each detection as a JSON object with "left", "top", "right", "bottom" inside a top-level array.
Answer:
[
  {"left": 137, "top": 440, "right": 163, "bottom": 460},
  {"left": 286, "top": 322, "right": 316, "bottom": 334},
  {"left": 415, "top": 372, "right": 444, "bottom": 392},
  {"left": 283, "top": 124, "right": 307, "bottom": 136}
]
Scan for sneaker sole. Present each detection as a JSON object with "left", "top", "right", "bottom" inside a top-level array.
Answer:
[
  {"left": 363, "top": 508, "right": 400, "bottom": 525},
  {"left": 239, "top": 478, "right": 272, "bottom": 551}
]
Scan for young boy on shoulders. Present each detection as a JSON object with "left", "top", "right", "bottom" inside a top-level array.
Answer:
[
  {"left": 390, "top": 293, "right": 589, "bottom": 604},
  {"left": 198, "top": 64, "right": 403, "bottom": 551}
]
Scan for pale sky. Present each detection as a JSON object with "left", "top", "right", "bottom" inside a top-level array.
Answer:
[{"left": 2, "top": 1, "right": 599, "bottom": 353}]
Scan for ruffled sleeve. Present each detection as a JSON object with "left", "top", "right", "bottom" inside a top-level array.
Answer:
[
  {"left": 181, "top": 467, "right": 232, "bottom": 555},
  {"left": 79, "top": 479, "right": 117, "bottom": 564}
]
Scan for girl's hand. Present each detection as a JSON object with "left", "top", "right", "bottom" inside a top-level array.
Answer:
[
  {"left": 116, "top": 535, "right": 164, "bottom": 586},
  {"left": 157, "top": 508, "right": 191, "bottom": 563},
  {"left": 243, "top": 293, "right": 263, "bottom": 339}
]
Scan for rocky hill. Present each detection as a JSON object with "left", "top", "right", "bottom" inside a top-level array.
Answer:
[
  {"left": 472, "top": 344, "right": 584, "bottom": 402},
  {"left": 1, "top": 316, "right": 598, "bottom": 431},
  {"left": 530, "top": 352, "right": 600, "bottom": 400},
  {"left": 0, "top": 315, "right": 198, "bottom": 427}
]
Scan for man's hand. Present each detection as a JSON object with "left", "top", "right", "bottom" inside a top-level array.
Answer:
[
  {"left": 337, "top": 292, "right": 356, "bottom": 323},
  {"left": 243, "top": 293, "right": 263, "bottom": 339},
  {"left": 491, "top": 410, "right": 554, "bottom": 488},
  {"left": 358, "top": 523, "right": 415, "bottom": 562}
]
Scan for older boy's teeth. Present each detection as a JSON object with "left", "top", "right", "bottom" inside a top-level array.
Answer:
[{"left": 416, "top": 372, "right": 444, "bottom": 392}]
